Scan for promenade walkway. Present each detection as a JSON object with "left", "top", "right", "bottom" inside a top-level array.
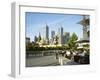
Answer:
[
  {"left": 26, "top": 55, "right": 59, "bottom": 67},
  {"left": 26, "top": 55, "right": 79, "bottom": 67}
]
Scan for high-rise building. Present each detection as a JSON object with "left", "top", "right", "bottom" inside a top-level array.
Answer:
[
  {"left": 38, "top": 32, "right": 41, "bottom": 42},
  {"left": 58, "top": 27, "right": 63, "bottom": 45},
  {"left": 63, "top": 32, "right": 70, "bottom": 44},
  {"left": 34, "top": 36, "right": 38, "bottom": 43},
  {"left": 51, "top": 31, "right": 55, "bottom": 44},
  {"left": 51, "top": 31, "right": 55, "bottom": 39},
  {"left": 43, "top": 24, "right": 49, "bottom": 44}
]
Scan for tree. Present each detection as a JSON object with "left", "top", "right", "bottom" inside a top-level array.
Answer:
[
  {"left": 67, "top": 32, "right": 78, "bottom": 51},
  {"left": 40, "top": 39, "right": 47, "bottom": 45},
  {"left": 26, "top": 42, "right": 33, "bottom": 51}
]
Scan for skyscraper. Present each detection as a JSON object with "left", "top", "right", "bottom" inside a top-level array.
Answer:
[
  {"left": 38, "top": 32, "right": 41, "bottom": 42},
  {"left": 43, "top": 24, "right": 49, "bottom": 44},
  {"left": 63, "top": 32, "right": 70, "bottom": 44},
  {"left": 51, "top": 31, "right": 55, "bottom": 39},
  {"left": 34, "top": 36, "right": 38, "bottom": 43},
  {"left": 51, "top": 31, "right": 55, "bottom": 44},
  {"left": 58, "top": 27, "right": 63, "bottom": 45}
]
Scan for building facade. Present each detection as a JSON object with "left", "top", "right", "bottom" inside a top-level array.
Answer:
[
  {"left": 43, "top": 25, "right": 49, "bottom": 44},
  {"left": 63, "top": 32, "right": 70, "bottom": 45},
  {"left": 51, "top": 31, "right": 55, "bottom": 44},
  {"left": 58, "top": 27, "right": 63, "bottom": 45}
]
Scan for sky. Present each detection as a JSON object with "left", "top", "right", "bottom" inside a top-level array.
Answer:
[{"left": 25, "top": 12, "right": 88, "bottom": 41}]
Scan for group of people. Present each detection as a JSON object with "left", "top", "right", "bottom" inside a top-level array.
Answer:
[{"left": 55, "top": 49, "right": 89, "bottom": 64}]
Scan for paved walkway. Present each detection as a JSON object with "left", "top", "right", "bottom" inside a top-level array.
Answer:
[
  {"left": 26, "top": 55, "right": 79, "bottom": 67},
  {"left": 26, "top": 55, "right": 60, "bottom": 67}
]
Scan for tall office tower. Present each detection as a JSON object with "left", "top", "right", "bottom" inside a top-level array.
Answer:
[
  {"left": 58, "top": 27, "right": 63, "bottom": 45},
  {"left": 38, "top": 32, "right": 41, "bottom": 42},
  {"left": 43, "top": 24, "right": 49, "bottom": 44},
  {"left": 51, "top": 31, "right": 55, "bottom": 44},
  {"left": 63, "top": 32, "right": 70, "bottom": 44},
  {"left": 51, "top": 31, "right": 55, "bottom": 39}
]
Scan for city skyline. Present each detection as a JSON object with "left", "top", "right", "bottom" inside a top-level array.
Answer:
[{"left": 26, "top": 12, "right": 88, "bottom": 41}]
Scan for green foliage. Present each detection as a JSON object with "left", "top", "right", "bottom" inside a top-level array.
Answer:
[
  {"left": 26, "top": 45, "right": 68, "bottom": 51},
  {"left": 67, "top": 32, "right": 78, "bottom": 51},
  {"left": 26, "top": 43, "right": 33, "bottom": 51},
  {"left": 70, "top": 32, "right": 78, "bottom": 41}
]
